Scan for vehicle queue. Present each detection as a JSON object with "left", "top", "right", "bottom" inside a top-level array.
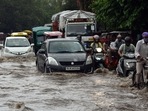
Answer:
[{"left": 0, "top": 27, "right": 148, "bottom": 90}]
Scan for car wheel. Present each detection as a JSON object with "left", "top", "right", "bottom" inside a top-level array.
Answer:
[{"left": 85, "top": 67, "right": 94, "bottom": 74}]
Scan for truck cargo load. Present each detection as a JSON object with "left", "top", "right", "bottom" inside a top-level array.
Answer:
[{"left": 51, "top": 10, "right": 97, "bottom": 45}]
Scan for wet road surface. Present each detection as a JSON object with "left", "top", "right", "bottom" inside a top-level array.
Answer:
[{"left": 0, "top": 56, "right": 148, "bottom": 111}]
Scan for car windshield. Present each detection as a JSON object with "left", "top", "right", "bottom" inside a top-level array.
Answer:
[
  {"left": 48, "top": 41, "right": 85, "bottom": 53},
  {"left": 6, "top": 38, "right": 30, "bottom": 47},
  {"left": 67, "top": 24, "right": 95, "bottom": 36}
]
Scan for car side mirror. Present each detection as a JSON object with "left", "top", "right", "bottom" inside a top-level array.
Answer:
[
  {"left": 31, "top": 43, "right": 34, "bottom": 47},
  {"left": 38, "top": 49, "right": 45, "bottom": 54}
]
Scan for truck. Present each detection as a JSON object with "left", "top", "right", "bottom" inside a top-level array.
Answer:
[{"left": 51, "top": 10, "right": 97, "bottom": 46}]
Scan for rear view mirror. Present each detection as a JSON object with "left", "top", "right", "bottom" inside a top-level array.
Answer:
[{"left": 31, "top": 43, "right": 34, "bottom": 46}]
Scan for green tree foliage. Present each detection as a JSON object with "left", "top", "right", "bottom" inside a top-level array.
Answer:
[
  {"left": 62, "top": 0, "right": 78, "bottom": 10},
  {"left": 91, "top": 0, "right": 148, "bottom": 31},
  {"left": 77, "top": 0, "right": 92, "bottom": 11},
  {"left": 0, "top": 0, "right": 62, "bottom": 33},
  {"left": 0, "top": 0, "right": 94, "bottom": 33}
]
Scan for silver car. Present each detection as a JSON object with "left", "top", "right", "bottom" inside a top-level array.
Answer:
[{"left": 1, "top": 36, "right": 34, "bottom": 57}]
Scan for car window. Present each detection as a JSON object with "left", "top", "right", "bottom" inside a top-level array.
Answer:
[
  {"left": 48, "top": 41, "right": 85, "bottom": 53},
  {"left": 6, "top": 38, "right": 30, "bottom": 47}
]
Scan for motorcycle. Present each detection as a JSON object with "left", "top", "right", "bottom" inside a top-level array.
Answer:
[
  {"left": 93, "top": 48, "right": 104, "bottom": 69},
  {"left": 104, "top": 47, "right": 119, "bottom": 70},
  {"left": 132, "top": 57, "right": 148, "bottom": 89},
  {"left": 122, "top": 53, "right": 136, "bottom": 77}
]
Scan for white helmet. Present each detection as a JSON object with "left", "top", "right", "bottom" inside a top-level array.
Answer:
[
  {"left": 117, "top": 34, "right": 122, "bottom": 38},
  {"left": 93, "top": 35, "right": 100, "bottom": 40}
]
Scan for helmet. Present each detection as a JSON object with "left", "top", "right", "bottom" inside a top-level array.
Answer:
[
  {"left": 117, "top": 34, "right": 122, "bottom": 38},
  {"left": 142, "top": 32, "right": 148, "bottom": 38},
  {"left": 124, "top": 36, "right": 131, "bottom": 44},
  {"left": 93, "top": 35, "right": 100, "bottom": 40}
]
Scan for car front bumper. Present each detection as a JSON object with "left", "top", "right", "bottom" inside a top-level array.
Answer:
[{"left": 46, "top": 63, "right": 93, "bottom": 73}]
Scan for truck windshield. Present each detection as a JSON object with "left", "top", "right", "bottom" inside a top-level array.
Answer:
[{"left": 67, "top": 24, "right": 95, "bottom": 36}]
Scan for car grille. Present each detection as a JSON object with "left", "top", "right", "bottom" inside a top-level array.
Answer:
[{"left": 60, "top": 61, "right": 84, "bottom": 66}]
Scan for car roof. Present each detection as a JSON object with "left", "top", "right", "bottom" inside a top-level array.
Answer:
[
  {"left": 44, "top": 38, "right": 79, "bottom": 42},
  {"left": 32, "top": 26, "right": 51, "bottom": 32},
  {"left": 6, "top": 36, "right": 27, "bottom": 39}
]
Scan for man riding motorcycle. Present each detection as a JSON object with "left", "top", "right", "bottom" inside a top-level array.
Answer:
[
  {"left": 90, "top": 35, "right": 104, "bottom": 69},
  {"left": 90, "top": 35, "right": 103, "bottom": 50},
  {"left": 133, "top": 32, "right": 148, "bottom": 89},
  {"left": 105, "top": 34, "right": 124, "bottom": 70},
  {"left": 116, "top": 36, "right": 135, "bottom": 77}
]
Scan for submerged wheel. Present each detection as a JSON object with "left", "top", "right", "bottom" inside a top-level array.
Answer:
[
  {"left": 84, "top": 67, "right": 94, "bottom": 74},
  {"left": 44, "top": 65, "right": 51, "bottom": 74}
]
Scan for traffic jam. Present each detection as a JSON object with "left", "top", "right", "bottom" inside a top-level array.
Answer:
[{"left": 0, "top": 10, "right": 148, "bottom": 111}]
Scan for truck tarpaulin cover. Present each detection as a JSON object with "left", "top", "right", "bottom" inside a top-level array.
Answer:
[{"left": 51, "top": 10, "right": 96, "bottom": 31}]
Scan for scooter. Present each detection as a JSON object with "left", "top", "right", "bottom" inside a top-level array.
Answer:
[
  {"left": 123, "top": 53, "right": 136, "bottom": 77},
  {"left": 93, "top": 48, "right": 104, "bottom": 69}
]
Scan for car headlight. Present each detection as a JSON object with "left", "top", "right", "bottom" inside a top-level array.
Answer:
[
  {"left": 47, "top": 57, "right": 58, "bottom": 66},
  {"left": 86, "top": 55, "right": 93, "bottom": 65}
]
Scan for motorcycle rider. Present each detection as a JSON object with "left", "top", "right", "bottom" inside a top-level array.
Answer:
[
  {"left": 106, "top": 34, "right": 124, "bottom": 70},
  {"left": 116, "top": 36, "right": 135, "bottom": 77},
  {"left": 114, "top": 34, "right": 125, "bottom": 50},
  {"left": 90, "top": 35, "right": 103, "bottom": 50},
  {"left": 90, "top": 35, "right": 103, "bottom": 68},
  {"left": 134, "top": 32, "right": 148, "bottom": 88}
]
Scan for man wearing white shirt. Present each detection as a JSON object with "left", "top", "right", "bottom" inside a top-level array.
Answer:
[{"left": 134, "top": 32, "right": 148, "bottom": 89}]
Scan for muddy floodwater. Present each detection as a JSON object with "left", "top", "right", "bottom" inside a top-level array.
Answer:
[{"left": 0, "top": 55, "right": 148, "bottom": 111}]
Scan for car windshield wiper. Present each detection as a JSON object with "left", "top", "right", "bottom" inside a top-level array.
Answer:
[
  {"left": 72, "top": 51, "right": 84, "bottom": 53},
  {"left": 56, "top": 51, "right": 72, "bottom": 53},
  {"left": 67, "top": 33, "right": 77, "bottom": 36}
]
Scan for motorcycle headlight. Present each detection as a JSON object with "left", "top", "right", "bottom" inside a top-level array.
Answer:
[
  {"left": 86, "top": 55, "right": 93, "bottom": 65},
  {"left": 96, "top": 48, "right": 102, "bottom": 52},
  {"left": 126, "top": 62, "right": 135, "bottom": 68},
  {"left": 47, "top": 57, "right": 58, "bottom": 66}
]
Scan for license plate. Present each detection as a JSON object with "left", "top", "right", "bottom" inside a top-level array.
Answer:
[{"left": 66, "top": 67, "right": 80, "bottom": 71}]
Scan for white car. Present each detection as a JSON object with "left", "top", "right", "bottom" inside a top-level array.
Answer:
[{"left": 1, "top": 36, "right": 34, "bottom": 57}]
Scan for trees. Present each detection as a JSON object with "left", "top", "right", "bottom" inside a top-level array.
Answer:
[
  {"left": 0, "top": 0, "right": 55, "bottom": 33},
  {"left": 1, "top": 0, "right": 147, "bottom": 33},
  {"left": 91, "top": 0, "right": 148, "bottom": 32}
]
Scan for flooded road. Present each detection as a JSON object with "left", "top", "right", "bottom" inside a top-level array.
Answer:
[{"left": 0, "top": 56, "right": 148, "bottom": 111}]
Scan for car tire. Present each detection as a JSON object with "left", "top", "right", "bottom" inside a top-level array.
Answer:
[{"left": 85, "top": 67, "right": 94, "bottom": 74}]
